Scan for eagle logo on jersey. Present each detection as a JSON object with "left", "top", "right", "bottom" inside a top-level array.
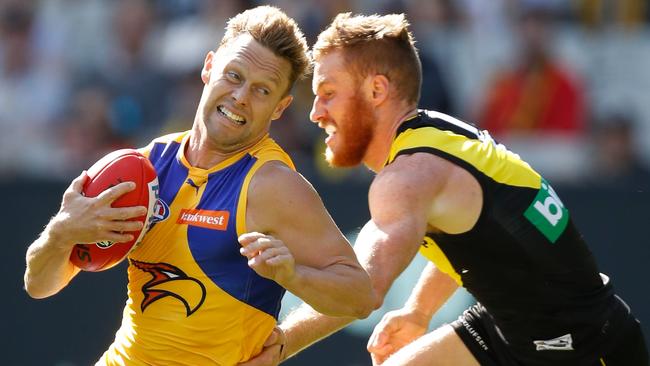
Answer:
[{"left": 130, "top": 259, "right": 206, "bottom": 316}]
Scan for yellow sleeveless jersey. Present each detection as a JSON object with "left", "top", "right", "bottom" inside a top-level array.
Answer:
[{"left": 97, "top": 132, "right": 295, "bottom": 366}]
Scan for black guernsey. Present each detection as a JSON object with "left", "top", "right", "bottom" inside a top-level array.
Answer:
[{"left": 387, "top": 110, "right": 628, "bottom": 363}]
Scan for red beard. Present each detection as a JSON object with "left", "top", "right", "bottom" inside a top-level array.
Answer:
[{"left": 326, "top": 93, "right": 376, "bottom": 167}]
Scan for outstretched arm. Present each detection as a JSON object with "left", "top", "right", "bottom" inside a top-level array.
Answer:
[
  {"left": 24, "top": 172, "right": 147, "bottom": 298},
  {"left": 239, "top": 205, "right": 429, "bottom": 365},
  {"left": 276, "top": 202, "right": 430, "bottom": 362}
]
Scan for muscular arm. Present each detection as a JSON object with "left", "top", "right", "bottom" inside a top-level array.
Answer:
[
  {"left": 24, "top": 172, "right": 147, "bottom": 299},
  {"left": 279, "top": 264, "right": 459, "bottom": 363},
  {"left": 24, "top": 218, "right": 82, "bottom": 299},
  {"left": 366, "top": 262, "right": 459, "bottom": 363},
  {"left": 243, "top": 161, "right": 374, "bottom": 318},
  {"left": 403, "top": 262, "right": 459, "bottom": 320},
  {"left": 275, "top": 153, "right": 454, "bottom": 361}
]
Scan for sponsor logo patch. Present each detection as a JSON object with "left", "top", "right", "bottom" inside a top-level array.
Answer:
[
  {"left": 177, "top": 209, "right": 229, "bottom": 230},
  {"left": 524, "top": 178, "right": 569, "bottom": 243},
  {"left": 461, "top": 318, "right": 489, "bottom": 351},
  {"left": 96, "top": 241, "right": 114, "bottom": 249},
  {"left": 534, "top": 333, "right": 574, "bottom": 351}
]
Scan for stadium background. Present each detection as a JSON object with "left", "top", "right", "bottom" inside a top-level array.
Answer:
[{"left": 2, "top": 0, "right": 649, "bottom": 364}]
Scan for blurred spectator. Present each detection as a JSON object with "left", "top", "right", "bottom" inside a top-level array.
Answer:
[
  {"left": 269, "top": 0, "right": 354, "bottom": 43},
  {"left": 35, "top": 0, "right": 113, "bottom": 74},
  {"left": 159, "top": 69, "right": 204, "bottom": 135},
  {"left": 401, "top": 0, "right": 455, "bottom": 113},
  {"left": 93, "top": 0, "right": 170, "bottom": 145},
  {"left": 416, "top": 53, "right": 453, "bottom": 113},
  {"left": 156, "top": 1, "right": 249, "bottom": 75},
  {"left": 1, "top": 0, "right": 650, "bottom": 184},
  {"left": 458, "top": 0, "right": 517, "bottom": 33},
  {"left": 587, "top": 112, "right": 650, "bottom": 191},
  {"left": 576, "top": 0, "right": 648, "bottom": 30},
  {"left": 0, "top": 0, "right": 69, "bottom": 179},
  {"left": 476, "top": 4, "right": 586, "bottom": 138},
  {"left": 153, "top": 0, "right": 203, "bottom": 22},
  {"left": 57, "top": 85, "right": 130, "bottom": 177}
]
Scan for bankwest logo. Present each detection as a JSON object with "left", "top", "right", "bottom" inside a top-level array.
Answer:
[{"left": 177, "top": 209, "right": 229, "bottom": 230}]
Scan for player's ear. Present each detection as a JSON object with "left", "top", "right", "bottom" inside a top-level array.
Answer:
[
  {"left": 201, "top": 51, "right": 215, "bottom": 84},
  {"left": 369, "top": 74, "right": 389, "bottom": 107},
  {"left": 271, "top": 95, "right": 293, "bottom": 121}
]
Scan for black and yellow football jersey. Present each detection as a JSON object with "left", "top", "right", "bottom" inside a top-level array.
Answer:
[{"left": 387, "top": 110, "right": 623, "bottom": 360}]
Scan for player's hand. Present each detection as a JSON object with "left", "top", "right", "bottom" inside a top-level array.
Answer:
[
  {"left": 51, "top": 171, "right": 147, "bottom": 248},
  {"left": 239, "top": 232, "right": 295, "bottom": 286},
  {"left": 238, "top": 326, "right": 285, "bottom": 366},
  {"left": 367, "top": 308, "right": 430, "bottom": 365}
]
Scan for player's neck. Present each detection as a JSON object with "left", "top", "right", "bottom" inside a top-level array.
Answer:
[
  {"left": 363, "top": 104, "right": 418, "bottom": 172},
  {"left": 185, "top": 129, "right": 263, "bottom": 169}
]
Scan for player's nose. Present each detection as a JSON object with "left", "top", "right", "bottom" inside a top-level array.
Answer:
[
  {"left": 231, "top": 85, "right": 250, "bottom": 107},
  {"left": 310, "top": 97, "right": 325, "bottom": 124}
]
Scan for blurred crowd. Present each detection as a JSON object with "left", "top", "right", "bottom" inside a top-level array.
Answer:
[{"left": 1, "top": 0, "right": 649, "bottom": 191}]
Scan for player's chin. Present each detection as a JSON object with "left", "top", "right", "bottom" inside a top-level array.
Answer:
[{"left": 325, "top": 147, "right": 363, "bottom": 168}]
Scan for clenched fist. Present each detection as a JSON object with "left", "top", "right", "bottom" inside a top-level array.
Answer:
[{"left": 239, "top": 232, "right": 296, "bottom": 286}]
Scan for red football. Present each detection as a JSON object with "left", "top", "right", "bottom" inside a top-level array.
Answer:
[{"left": 69, "top": 149, "right": 158, "bottom": 272}]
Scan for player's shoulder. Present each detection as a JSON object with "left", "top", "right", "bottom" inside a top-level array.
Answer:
[
  {"left": 251, "top": 160, "right": 309, "bottom": 196},
  {"left": 246, "top": 160, "right": 321, "bottom": 233},
  {"left": 248, "top": 136, "right": 295, "bottom": 170},
  {"left": 138, "top": 131, "right": 188, "bottom": 157},
  {"left": 244, "top": 135, "right": 302, "bottom": 200},
  {"left": 373, "top": 152, "right": 455, "bottom": 202},
  {"left": 381, "top": 151, "right": 454, "bottom": 182}
]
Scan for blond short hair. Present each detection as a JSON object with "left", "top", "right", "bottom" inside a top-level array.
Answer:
[
  {"left": 313, "top": 13, "right": 421, "bottom": 105},
  {"left": 220, "top": 6, "right": 310, "bottom": 91}
]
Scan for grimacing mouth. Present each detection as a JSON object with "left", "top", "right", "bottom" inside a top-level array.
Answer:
[{"left": 217, "top": 105, "right": 246, "bottom": 125}]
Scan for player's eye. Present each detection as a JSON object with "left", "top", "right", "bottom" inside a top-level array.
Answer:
[
  {"left": 258, "top": 87, "right": 270, "bottom": 96},
  {"left": 226, "top": 71, "right": 241, "bottom": 82}
]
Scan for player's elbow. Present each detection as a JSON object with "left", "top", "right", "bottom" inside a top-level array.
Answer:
[
  {"left": 371, "top": 289, "right": 385, "bottom": 311},
  {"left": 352, "top": 295, "right": 375, "bottom": 319},
  {"left": 351, "top": 306, "right": 373, "bottom": 320},
  {"left": 24, "top": 273, "right": 57, "bottom": 299},
  {"left": 347, "top": 283, "right": 381, "bottom": 319},
  {"left": 368, "top": 278, "right": 391, "bottom": 311},
  {"left": 24, "top": 281, "right": 52, "bottom": 299},
  {"left": 314, "top": 284, "right": 375, "bottom": 319},
  {"left": 352, "top": 273, "right": 379, "bottom": 319},
  {"left": 315, "top": 299, "right": 373, "bottom": 319}
]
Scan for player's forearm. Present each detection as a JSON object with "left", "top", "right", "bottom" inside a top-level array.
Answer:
[
  {"left": 281, "top": 262, "right": 374, "bottom": 318},
  {"left": 24, "top": 219, "right": 79, "bottom": 299},
  {"left": 403, "top": 262, "right": 458, "bottom": 319},
  {"left": 279, "top": 304, "right": 356, "bottom": 361}
]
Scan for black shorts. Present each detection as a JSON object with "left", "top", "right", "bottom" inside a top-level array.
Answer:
[{"left": 451, "top": 301, "right": 649, "bottom": 366}]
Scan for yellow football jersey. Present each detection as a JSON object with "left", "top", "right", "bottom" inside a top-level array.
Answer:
[{"left": 97, "top": 132, "right": 295, "bottom": 366}]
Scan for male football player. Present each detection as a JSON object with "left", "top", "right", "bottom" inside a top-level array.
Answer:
[
  {"left": 245, "top": 12, "right": 648, "bottom": 366},
  {"left": 24, "top": 7, "right": 374, "bottom": 365}
]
